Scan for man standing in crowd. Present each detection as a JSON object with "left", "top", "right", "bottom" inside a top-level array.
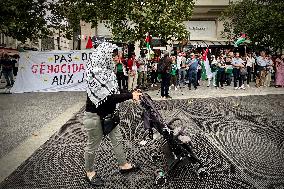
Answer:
[
  {"left": 0, "top": 54, "right": 14, "bottom": 88},
  {"left": 232, "top": 52, "right": 245, "bottom": 89},
  {"left": 264, "top": 54, "right": 274, "bottom": 87},
  {"left": 178, "top": 52, "right": 187, "bottom": 87},
  {"left": 186, "top": 53, "right": 199, "bottom": 90},
  {"left": 256, "top": 51, "right": 268, "bottom": 88},
  {"left": 137, "top": 53, "right": 148, "bottom": 89},
  {"left": 159, "top": 52, "right": 172, "bottom": 99}
]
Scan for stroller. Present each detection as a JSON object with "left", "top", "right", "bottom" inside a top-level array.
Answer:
[{"left": 139, "top": 93, "right": 207, "bottom": 185}]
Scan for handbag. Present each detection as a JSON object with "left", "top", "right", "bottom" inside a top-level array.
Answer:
[{"left": 101, "top": 109, "right": 120, "bottom": 135}]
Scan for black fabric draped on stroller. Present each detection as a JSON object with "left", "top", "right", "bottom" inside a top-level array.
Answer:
[{"left": 140, "top": 93, "right": 207, "bottom": 185}]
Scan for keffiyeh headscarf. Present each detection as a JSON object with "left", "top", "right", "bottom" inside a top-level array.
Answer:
[{"left": 86, "top": 42, "right": 119, "bottom": 108}]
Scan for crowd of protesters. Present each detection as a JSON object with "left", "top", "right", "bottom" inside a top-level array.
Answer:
[
  {"left": 1, "top": 49, "right": 283, "bottom": 96},
  {"left": 112, "top": 48, "right": 284, "bottom": 99}
]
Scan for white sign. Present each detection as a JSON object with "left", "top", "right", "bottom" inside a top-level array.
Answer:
[
  {"left": 11, "top": 50, "right": 93, "bottom": 93},
  {"left": 183, "top": 21, "right": 217, "bottom": 40}
]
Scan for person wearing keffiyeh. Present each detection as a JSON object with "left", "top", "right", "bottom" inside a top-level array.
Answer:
[{"left": 84, "top": 42, "right": 142, "bottom": 186}]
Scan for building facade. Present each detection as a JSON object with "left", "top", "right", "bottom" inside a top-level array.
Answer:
[{"left": 79, "top": 0, "right": 236, "bottom": 51}]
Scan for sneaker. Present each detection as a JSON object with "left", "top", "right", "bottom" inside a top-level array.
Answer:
[
  {"left": 86, "top": 174, "right": 104, "bottom": 187},
  {"left": 151, "top": 84, "right": 154, "bottom": 87},
  {"left": 234, "top": 87, "right": 239, "bottom": 90},
  {"left": 175, "top": 87, "right": 178, "bottom": 91},
  {"left": 154, "top": 84, "right": 157, "bottom": 87},
  {"left": 119, "top": 163, "right": 141, "bottom": 174},
  {"left": 247, "top": 85, "right": 250, "bottom": 88}
]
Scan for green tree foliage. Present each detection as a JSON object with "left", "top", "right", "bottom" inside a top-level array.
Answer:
[
  {"left": 0, "top": 0, "right": 50, "bottom": 42},
  {"left": 1, "top": 0, "right": 195, "bottom": 45},
  {"left": 50, "top": 0, "right": 195, "bottom": 45},
  {"left": 220, "top": 0, "right": 284, "bottom": 51}
]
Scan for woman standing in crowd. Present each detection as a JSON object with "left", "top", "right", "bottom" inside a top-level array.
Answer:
[
  {"left": 84, "top": 42, "right": 142, "bottom": 186},
  {"left": 216, "top": 54, "right": 226, "bottom": 89},
  {"left": 264, "top": 55, "right": 274, "bottom": 87},
  {"left": 127, "top": 54, "right": 139, "bottom": 91},
  {"left": 150, "top": 56, "right": 159, "bottom": 87},
  {"left": 275, "top": 54, "right": 284, "bottom": 87},
  {"left": 207, "top": 55, "right": 218, "bottom": 87},
  {"left": 225, "top": 56, "right": 233, "bottom": 86},
  {"left": 170, "top": 56, "right": 178, "bottom": 91},
  {"left": 114, "top": 53, "right": 127, "bottom": 92},
  {"left": 245, "top": 53, "right": 255, "bottom": 87}
]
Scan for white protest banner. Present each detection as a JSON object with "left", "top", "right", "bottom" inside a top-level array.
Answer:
[{"left": 11, "top": 50, "right": 93, "bottom": 93}]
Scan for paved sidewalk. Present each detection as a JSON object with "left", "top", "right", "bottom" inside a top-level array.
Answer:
[
  {"left": 0, "top": 91, "right": 86, "bottom": 158},
  {"left": 147, "top": 82, "right": 284, "bottom": 100},
  {"left": 0, "top": 94, "right": 283, "bottom": 189}
]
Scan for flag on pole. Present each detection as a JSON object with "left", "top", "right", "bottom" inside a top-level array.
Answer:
[
  {"left": 201, "top": 48, "right": 212, "bottom": 80},
  {"left": 145, "top": 32, "right": 152, "bottom": 60},
  {"left": 234, "top": 33, "right": 251, "bottom": 47}
]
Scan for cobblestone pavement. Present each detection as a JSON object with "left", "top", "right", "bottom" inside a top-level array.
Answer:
[
  {"left": 0, "top": 91, "right": 86, "bottom": 158},
  {"left": 0, "top": 94, "right": 283, "bottom": 189}
]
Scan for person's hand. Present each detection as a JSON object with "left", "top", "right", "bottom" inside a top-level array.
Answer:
[{"left": 132, "top": 90, "right": 142, "bottom": 102}]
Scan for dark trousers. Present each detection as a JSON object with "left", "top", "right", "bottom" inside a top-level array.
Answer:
[
  {"left": 151, "top": 71, "right": 158, "bottom": 84},
  {"left": 247, "top": 66, "right": 252, "bottom": 84},
  {"left": 188, "top": 69, "right": 197, "bottom": 89},
  {"left": 161, "top": 73, "right": 170, "bottom": 97},
  {"left": 225, "top": 73, "right": 232, "bottom": 86},
  {"left": 116, "top": 72, "right": 126, "bottom": 92},
  {"left": 2, "top": 69, "right": 14, "bottom": 86},
  {"left": 233, "top": 68, "right": 243, "bottom": 87},
  {"left": 216, "top": 69, "right": 225, "bottom": 87}
]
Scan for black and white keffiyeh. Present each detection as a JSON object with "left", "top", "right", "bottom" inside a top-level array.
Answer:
[{"left": 86, "top": 42, "right": 119, "bottom": 108}]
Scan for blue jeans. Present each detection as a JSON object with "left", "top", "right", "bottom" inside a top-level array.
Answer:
[
  {"left": 179, "top": 68, "right": 186, "bottom": 86},
  {"left": 188, "top": 69, "right": 197, "bottom": 88}
]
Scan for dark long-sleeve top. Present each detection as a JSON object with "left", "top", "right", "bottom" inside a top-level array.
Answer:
[{"left": 85, "top": 92, "right": 133, "bottom": 117}]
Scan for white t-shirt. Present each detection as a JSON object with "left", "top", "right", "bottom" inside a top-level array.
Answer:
[
  {"left": 177, "top": 56, "right": 182, "bottom": 69},
  {"left": 246, "top": 57, "right": 255, "bottom": 67}
]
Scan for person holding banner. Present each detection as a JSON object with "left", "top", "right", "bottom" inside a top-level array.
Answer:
[{"left": 85, "top": 42, "right": 142, "bottom": 186}]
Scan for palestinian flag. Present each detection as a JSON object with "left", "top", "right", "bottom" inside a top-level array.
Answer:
[
  {"left": 234, "top": 33, "right": 251, "bottom": 47},
  {"left": 86, "top": 36, "right": 93, "bottom": 49},
  {"left": 201, "top": 48, "right": 212, "bottom": 80},
  {"left": 145, "top": 32, "right": 152, "bottom": 60}
]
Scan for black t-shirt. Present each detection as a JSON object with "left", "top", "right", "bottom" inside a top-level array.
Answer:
[
  {"left": 85, "top": 92, "right": 133, "bottom": 118},
  {"left": 1, "top": 59, "right": 13, "bottom": 70}
]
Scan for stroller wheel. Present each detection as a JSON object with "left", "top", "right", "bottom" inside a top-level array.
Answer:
[
  {"left": 197, "top": 167, "right": 208, "bottom": 179},
  {"left": 155, "top": 170, "right": 167, "bottom": 185}
]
